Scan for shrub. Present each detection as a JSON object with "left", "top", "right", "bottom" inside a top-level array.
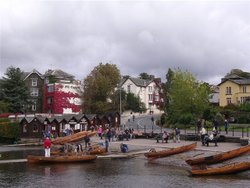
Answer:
[{"left": 0, "top": 119, "right": 20, "bottom": 140}]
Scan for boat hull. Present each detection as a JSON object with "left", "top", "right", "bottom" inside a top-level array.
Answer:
[
  {"left": 191, "top": 161, "right": 250, "bottom": 176},
  {"left": 27, "top": 155, "right": 97, "bottom": 164},
  {"left": 186, "top": 145, "right": 250, "bottom": 166},
  {"left": 144, "top": 142, "right": 197, "bottom": 159},
  {"left": 52, "top": 131, "right": 96, "bottom": 145}
]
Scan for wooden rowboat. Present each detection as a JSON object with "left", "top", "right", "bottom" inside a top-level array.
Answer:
[
  {"left": 51, "top": 147, "right": 106, "bottom": 156},
  {"left": 52, "top": 131, "right": 96, "bottom": 145},
  {"left": 89, "top": 147, "right": 107, "bottom": 155},
  {"left": 191, "top": 161, "right": 250, "bottom": 176},
  {"left": 27, "top": 154, "right": 97, "bottom": 164},
  {"left": 52, "top": 131, "right": 88, "bottom": 145},
  {"left": 186, "top": 144, "right": 250, "bottom": 166},
  {"left": 144, "top": 142, "right": 197, "bottom": 159}
]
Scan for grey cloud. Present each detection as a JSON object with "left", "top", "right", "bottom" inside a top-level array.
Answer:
[{"left": 0, "top": 0, "right": 249, "bottom": 84}]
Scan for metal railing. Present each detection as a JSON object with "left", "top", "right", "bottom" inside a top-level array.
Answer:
[{"left": 121, "top": 124, "right": 250, "bottom": 138}]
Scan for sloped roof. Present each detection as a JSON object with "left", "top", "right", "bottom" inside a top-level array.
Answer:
[
  {"left": 23, "top": 69, "right": 43, "bottom": 80},
  {"left": 218, "top": 78, "right": 250, "bottom": 86},
  {"left": 120, "top": 77, "right": 153, "bottom": 87},
  {"left": 85, "top": 114, "right": 96, "bottom": 120},
  {"left": 44, "top": 69, "right": 74, "bottom": 80}
]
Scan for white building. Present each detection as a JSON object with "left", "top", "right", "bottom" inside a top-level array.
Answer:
[
  {"left": 120, "top": 77, "right": 163, "bottom": 113},
  {"left": 209, "top": 85, "right": 220, "bottom": 105}
]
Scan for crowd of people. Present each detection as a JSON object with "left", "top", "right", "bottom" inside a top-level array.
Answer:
[
  {"left": 198, "top": 118, "right": 230, "bottom": 147},
  {"left": 43, "top": 116, "right": 231, "bottom": 157}
]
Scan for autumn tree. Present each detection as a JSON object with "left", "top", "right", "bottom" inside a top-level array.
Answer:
[
  {"left": 0, "top": 67, "right": 29, "bottom": 113},
  {"left": 166, "top": 69, "right": 211, "bottom": 125},
  {"left": 82, "top": 63, "right": 121, "bottom": 114}
]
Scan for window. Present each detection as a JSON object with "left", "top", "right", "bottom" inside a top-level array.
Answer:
[
  {"left": 47, "top": 97, "right": 53, "bottom": 104},
  {"left": 31, "top": 79, "right": 37, "bottom": 86},
  {"left": 148, "top": 94, "right": 153, "bottom": 101},
  {"left": 33, "top": 125, "right": 38, "bottom": 132},
  {"left": 226, "top": 87, "right": 232, "bottom": 95},
  {"left": 30, "top": 88, "right": 39, "bottom": 96},
  {"left": 148, "top": 86, "right": 153, "bottom": 92},
  {"left": 31, "top": 103, "right": 37, "bottom": 111},
  {"left": 23, "top": 124, "right": 27, "bottom": 133},
  {"left": 240, "top": 97, "right": 249, "bottom": 104},
  {"left": 243, "top": 86, "right": 247, "bottom": 93},
  {"left": 226, "top": 98, "right": 232, "bottom": 105},
  {"left": 48, "top": 85, "right": 54, "bottom": 92},
  {"left": 127, "top": 85, "right": 131, "bottom": 93},
  {"left": 154, "top": 95, "right": 159, "bottom": 102}
]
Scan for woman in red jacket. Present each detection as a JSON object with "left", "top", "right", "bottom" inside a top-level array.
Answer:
[{"left": 44, "top": 137, "right": 52, "bottom": 157}]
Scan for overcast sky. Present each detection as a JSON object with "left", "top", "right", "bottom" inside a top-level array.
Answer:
[{"left": 0, "top": 0, "right": 249, "bottom": 85}]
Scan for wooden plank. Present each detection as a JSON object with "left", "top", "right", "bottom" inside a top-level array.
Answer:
[{"left": 0, "top": 159, "right": 27, "bottom": 164}]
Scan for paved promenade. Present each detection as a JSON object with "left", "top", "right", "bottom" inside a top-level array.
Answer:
[{"left": 91, "top": 136, "right": 244, "bottom": 154}]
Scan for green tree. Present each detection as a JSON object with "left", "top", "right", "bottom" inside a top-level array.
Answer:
[
  {"left": 139, "top": 73, "right": 154, "bottom": 80},
  {"left": 167, "top": 69, "right": 211, "bottom": 124},
  {"left": 0, "top": 67, "right": 29, "bottom": 113},
  {"left": 162, "top": 68, "right": 174, "bottom": 112},
  {"left": 82, "top": 63, "right": 121, "bottom": 114},
  {"left": 0, "top": 101, "right": 9, "bottom": 113},
  {"left": 110, "top": 89, "right": 127, "bottom": 113},
  {"left": 125, "top": 93, "right": 146, "bottom": 112}
]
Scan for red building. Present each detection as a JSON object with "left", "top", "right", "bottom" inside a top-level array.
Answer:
[{"left": 43, "top": 69, "right": 82, "bottom": 114}]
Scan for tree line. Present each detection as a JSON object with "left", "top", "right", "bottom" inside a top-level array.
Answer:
[{"left": 1, "top": 65, "right": 250, "bottom": 126}]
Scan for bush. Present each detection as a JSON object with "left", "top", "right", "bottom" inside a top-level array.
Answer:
[
  {"left": 237, "top": 115, "right": 249, "bottom": 124},
  {"left": 0, "top": 119, "right": 20, "bottom": 140},
  {"left": 178, "top": 113, "right": 194, "bottom": 125}
]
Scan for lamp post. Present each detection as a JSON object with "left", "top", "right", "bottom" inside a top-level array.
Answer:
[{"left": 119, "top": 86, "right": 122, "bottom": 130}]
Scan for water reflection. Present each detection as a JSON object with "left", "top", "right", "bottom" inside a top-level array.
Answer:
[{"left": 0, "top": 148, "right": 249, "bottom": 188}]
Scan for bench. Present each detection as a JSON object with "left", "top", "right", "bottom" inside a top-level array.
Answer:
[{"left": 204, "top": 135, "right": 219, "bottom": 147}]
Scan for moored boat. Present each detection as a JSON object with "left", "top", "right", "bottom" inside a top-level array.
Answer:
[
  {"left": 27, "top": 154, "right": 97, "bottom": 163},
  {"left": 186, "top": 144, "right": 250, "bottom": 166},
  {"left": 89, "top": 147, "right": 107, "bottom": 155},
  {"left": 144, "top": 142, "right": 197, "bottom": 159},
  {"left": 51, "top": 146, "right": 107, "bottom": 156},
  {"left": 191, "top": 161, "right": 250, "bottom": 176}
]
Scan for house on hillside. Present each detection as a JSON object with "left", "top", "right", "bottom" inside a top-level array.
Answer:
[
  {"left": 23, "top": 69, "right": 44, "bottom": 113},
  {"left": 218, "top": 74, "right": 250, "bottom": 107},
  {"left": 209, "top": 85, "right": 219, "bottom": 106},
  {"left": 120, "top": 77, "right": 163, "bottom": 113},
  {"left": 43, "top": 69, "right": 82, "bottom": 114}
]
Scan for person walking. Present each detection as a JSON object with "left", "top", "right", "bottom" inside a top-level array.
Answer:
[
  {"left": 84, "top": 135, "right": 90, "bottom": 148},
  {"left": 175, "top": 128, "right": 181, "bottom": 143},
  {"left": 98, "top": 125, "right": 103, "bottom": 139},
  {"left": 200, "top": 126, "right": 207, "bottom": 146},
  {"left": 224, "top": 119, "right": 229, "bottom": 134},
  {"left": 172, "top": 128, "right": 176, "bottom": 143},
  {"left": 162, "top": 131, "right": 169, "bottom": 143},
  {"left": 44, "top": 137, "right": 51, "bottom": 157},
  {"left": 105, "top": 138, "right": 109, "bottom": 152}
]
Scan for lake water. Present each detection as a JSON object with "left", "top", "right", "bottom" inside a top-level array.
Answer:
[{"left": 0, "top": 147, "right": 249, "bottom": 188}]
